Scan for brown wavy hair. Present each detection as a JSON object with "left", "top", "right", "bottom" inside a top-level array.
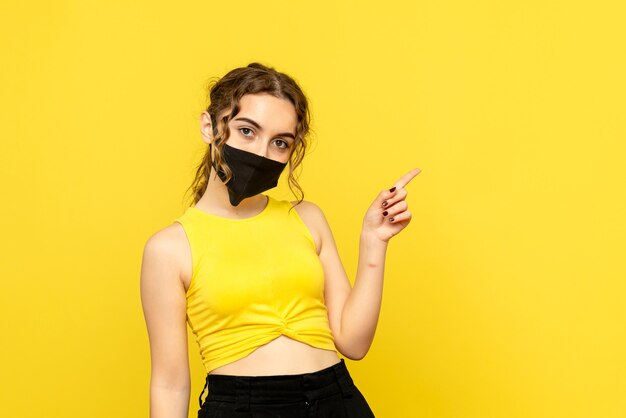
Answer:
[{"left": 183, "top": 62, "right": 313, "bottom": 212}]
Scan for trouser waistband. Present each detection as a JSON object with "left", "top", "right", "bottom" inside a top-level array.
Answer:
[{"left": 198, "top": 358, "right": 355, "bottom": 411}]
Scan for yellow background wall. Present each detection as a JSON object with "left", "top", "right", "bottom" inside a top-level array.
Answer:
[{"left": 1, "top": 1, "right": 624, "bottom": 417}]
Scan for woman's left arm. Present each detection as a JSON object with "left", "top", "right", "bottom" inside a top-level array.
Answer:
[{"left": 313, "top": 168, "right": 421, "bottom": 360}]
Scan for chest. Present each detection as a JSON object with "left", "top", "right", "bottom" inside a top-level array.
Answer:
[{"left": 188, "top": 221, "right": 325, "bottom": 315}]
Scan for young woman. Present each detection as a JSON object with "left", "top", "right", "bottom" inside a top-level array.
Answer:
[{"left": 140, "top": 62, "right": 420, "bottom": 418}]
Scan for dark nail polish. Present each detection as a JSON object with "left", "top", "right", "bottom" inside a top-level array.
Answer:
[
  {"left": 389, "top": 186, "right": 396, "bottom": 193},
  {"left": 389, "top": 217, "right": 395, "bottom": 222},
  {"left": 383, "top": 210, "right": 388, "bottom": 216},
  {"left": 382, "top": 200, "right": 388, "bottom": 207}
]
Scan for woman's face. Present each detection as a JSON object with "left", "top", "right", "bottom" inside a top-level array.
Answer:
[{"left": 220, "top": 93, "right": 297, "bottom": 164}]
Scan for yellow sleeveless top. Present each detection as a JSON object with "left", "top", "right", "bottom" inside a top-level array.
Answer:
[{"left": 173, "top": 195, "right": 338, "bottom": 373}]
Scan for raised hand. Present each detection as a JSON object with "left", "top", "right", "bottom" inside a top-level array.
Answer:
[{"left": 362, "top": 168, "right": 421, "bottom": 243}]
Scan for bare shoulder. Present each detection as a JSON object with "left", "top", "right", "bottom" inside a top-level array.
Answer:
[
  {"left": 290, "top": 199, "right": 324, "bottom": 216},
  {"left": 143, "top": 222, "right": 188, "bottom": 262},
  {"left": 289, "top": 199, "right": 328, "bottom": 223},
  {"left": 141, "top": 222, "right": 192, "bottom": 291}
]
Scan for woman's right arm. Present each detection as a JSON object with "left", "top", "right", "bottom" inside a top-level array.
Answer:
[{"left": 140, "top": 227, "right": 191, "bottom": 418}]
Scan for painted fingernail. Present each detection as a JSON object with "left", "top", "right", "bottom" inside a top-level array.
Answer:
[
  {"left": 382, "top": 200, "right": 388, "bottom": 207},
  {"left": 389, "top": 186, "right": 396, "bottom": 193},
  {"left": 382, "top": 210, "right": 388, "bottom": 216},
  {"left": 389, "top": 217, "right": 395, "bottom": 222}
]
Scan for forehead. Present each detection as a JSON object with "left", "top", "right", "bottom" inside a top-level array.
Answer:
[{"left": 233, "top": 93, "right": 297, "bottom": 131}]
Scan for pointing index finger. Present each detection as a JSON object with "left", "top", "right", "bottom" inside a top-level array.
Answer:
[{"left": 393, "top": 168, "right": 421, "bottom": 189}]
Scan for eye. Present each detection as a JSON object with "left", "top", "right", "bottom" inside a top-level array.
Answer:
[
  {"left": 239, "top": 127, "right": 254, "bottom": 137},
  {"left": 274, "top": 139, "right": 289, "bottom": 149}
]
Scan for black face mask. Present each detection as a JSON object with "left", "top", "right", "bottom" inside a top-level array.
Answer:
[{"left": 209, "top": 143, "right": 287, "bottom": 206}]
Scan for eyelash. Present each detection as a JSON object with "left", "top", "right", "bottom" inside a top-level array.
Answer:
[{"left": 238, "top": 127, "right": 289, "bottom": 150}]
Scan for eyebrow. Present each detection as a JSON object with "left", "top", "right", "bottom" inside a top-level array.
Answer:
[{"left": 233, "top": 117, "right": 296, "bottom": 140}]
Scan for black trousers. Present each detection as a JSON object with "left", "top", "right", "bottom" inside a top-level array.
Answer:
[{"left": 197, "top": 358, "right": 376, "bottom": 417}]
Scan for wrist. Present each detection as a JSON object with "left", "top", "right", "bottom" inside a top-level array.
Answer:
[{"left": 360, "top": 230, "right": 389, "bottom": 247}]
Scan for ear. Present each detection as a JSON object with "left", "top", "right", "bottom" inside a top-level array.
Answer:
[{"left": 199, "top": 111, "right": 215, "bottom": 145}]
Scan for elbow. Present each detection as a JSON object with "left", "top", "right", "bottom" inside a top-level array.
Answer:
[
  {"left": 334, "top": 328, "right": 373, "bottom": 360},
  {"left": 336, "top": 340, "right": 370, "bottom": 361},
  {"left": 151, "top": 375, "right": 191, "bottom": 393},
  {"left": 348, "top": 346, "right": 370, "bottom": 360},
  {"left": 150, "top": 366, "right": 191, "bottom": 393},
  {"left": 343, "top": 351, "right": 367, "bottom": 361}
]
